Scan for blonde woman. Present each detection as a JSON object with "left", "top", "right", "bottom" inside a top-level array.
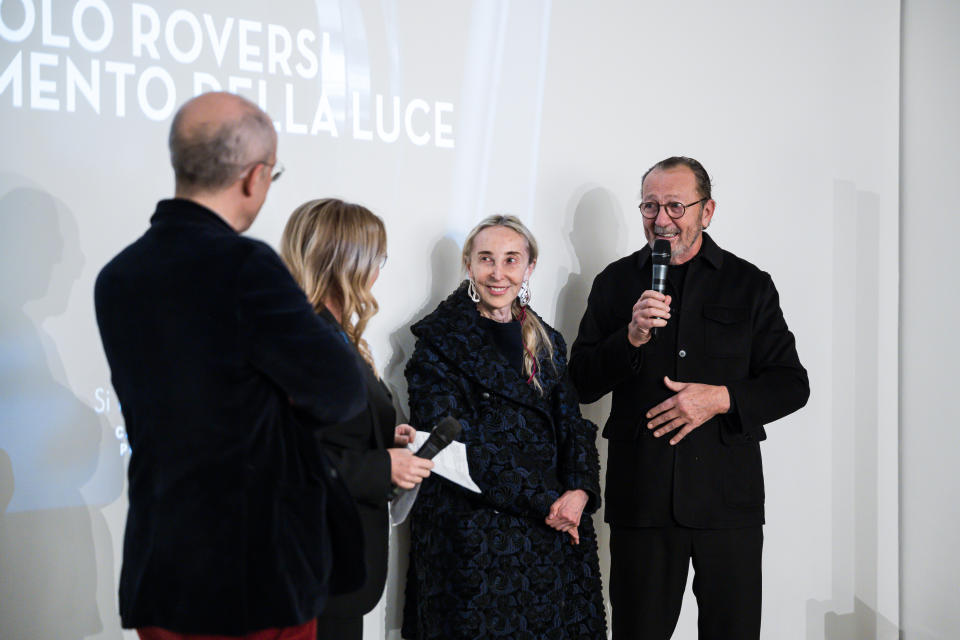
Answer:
[
  {"left": 280, "top": 198, "right": 432, "bottom": 640},
  {"left": 401, "top": 215, "right": 606, "bottom": 639}
]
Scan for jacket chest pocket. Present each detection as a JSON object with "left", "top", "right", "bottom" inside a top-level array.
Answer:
[{"left": 703, "top": 304, "right": 750, "bottom": 358}]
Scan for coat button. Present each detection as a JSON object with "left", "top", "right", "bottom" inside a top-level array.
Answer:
[
  {"left": 482, "top": 392, "right": 490, "bottom": 399},
  {"left": 679, "top": 349, "right": 687, "bottom": 358}
]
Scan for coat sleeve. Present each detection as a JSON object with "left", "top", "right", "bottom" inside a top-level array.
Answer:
[
  {"left": 724, "top": 272, "right": 810, "bottom": 440},
  {"left": 236, "top": 243, "right": 366, "bottom": 426},
  {"left": 317, "top": 440, "right": 392, "bottom": 507},
  {"left": 569, "top": 270, "right": 642, "bottom": 403},
  {"left": 405, "top": 339, "right": 564, "bottom": 520},
  {"left": 551, "top": 332, "right": 603, "bottom": 515}
]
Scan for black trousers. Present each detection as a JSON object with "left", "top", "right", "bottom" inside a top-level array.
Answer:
[
  {"left": 609, "top": 524, "right": 763, "bottom": 640},
  {"left": 314, "top": 614, "right": 362, "bottom": 640}
]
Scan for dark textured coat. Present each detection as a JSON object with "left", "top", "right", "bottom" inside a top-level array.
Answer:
[
  {"left": 402, "top": 283, "right": 607, "bottom": 640},
  {"left": 94, "top": 199, "right": 366, "bottom": 633},
  {"left": 569, "top": 233, "right": 809, "bottom": 528}
]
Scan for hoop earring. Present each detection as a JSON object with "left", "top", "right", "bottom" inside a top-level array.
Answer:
[
  {"left": 518, "top": 279, "right": 530, "bottom": 307},
  {"left": 467, "top": 279, "right": 481, "bottom": 303}
]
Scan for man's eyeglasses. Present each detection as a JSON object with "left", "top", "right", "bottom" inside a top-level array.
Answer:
[
  {"left": 240, "top": 160, "right": 285, "bottom": 183},
  {"left": 267, "top": 161, "right": 285, "bottom": 182},
  {"left": 639, "top": 198, "right": 707, "bottom": 220}
]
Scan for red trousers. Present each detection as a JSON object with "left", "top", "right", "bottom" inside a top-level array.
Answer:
[{"left": 137, "top": 619, "right": 316, "bottom": 640}]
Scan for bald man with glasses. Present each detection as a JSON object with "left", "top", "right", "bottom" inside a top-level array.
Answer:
[
  {"left": 95, "top": 92, "right": 366, "bottom": 639},
  {"left": 570, "top": 156, "right": 809, "bottom": 639}
]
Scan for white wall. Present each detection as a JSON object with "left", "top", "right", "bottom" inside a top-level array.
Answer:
[
  {"left": 0, "top": 1, "right": 909, "bottom": 638},
  {"left": 900, "top": 1, "right": 960, "bottom": 638}
]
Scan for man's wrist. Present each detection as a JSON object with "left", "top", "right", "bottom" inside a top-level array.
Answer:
[
  {"left": 627, "top": 327, "right": 649, "bottom": 348},
  {"left": 718, "top": 385, "right": 732, "bottom": 413}
]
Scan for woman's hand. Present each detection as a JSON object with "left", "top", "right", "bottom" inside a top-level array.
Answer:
[
  {"left": 545, "top": 489, "right": 589, "bottom": 545},
  {"left": 388, "top": 448, "right": 433, "bottom": 489},
  {"left": 394, "top": 423, "right": 416, "bottom": 446}
]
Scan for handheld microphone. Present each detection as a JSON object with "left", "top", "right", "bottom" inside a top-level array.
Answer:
[
  {"left": 390, "top": 416, "right": 462, "bottom": 499},
  {"left": 651, "top": 239, "right": 671, "bottom": 337}
]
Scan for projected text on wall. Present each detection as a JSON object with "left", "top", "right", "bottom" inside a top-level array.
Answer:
[{"left": 0, "top": 1, "right": 456, "bottom": 147}]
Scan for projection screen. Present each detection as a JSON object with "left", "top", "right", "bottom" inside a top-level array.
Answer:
[{"left": 1, "top": 1, "right": 900, "bottom": 638}]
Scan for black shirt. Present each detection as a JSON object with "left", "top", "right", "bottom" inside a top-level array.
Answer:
[{"left": 479, "top": 317, "right": 524, "bottom": 374}]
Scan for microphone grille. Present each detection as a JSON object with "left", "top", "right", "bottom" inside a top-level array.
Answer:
[
  {"left": 652, "top": 239, "right": 671, "bottom": 265},
  {"left": 435, "top": 416, "right": 462, "bottom": 444}
]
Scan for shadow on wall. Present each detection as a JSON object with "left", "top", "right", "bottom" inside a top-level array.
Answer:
[
  {"left": 381, "top": 234, "right": 463, "bottom": 636},
  {"left": 552, "top": 185, "right": 628, "bottom": 621},
  {"left": 805, "top": 598, "right": 899, "bottom": 640},
  {"left": 803, "top": 181, "right": 896, "bottom": 640},
  {"left": 0, "top": 185, "right": 123, "bottom": 639}
]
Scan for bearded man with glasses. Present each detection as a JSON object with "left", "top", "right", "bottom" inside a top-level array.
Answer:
[{"left": 569, "top": 156, "right": 809, "bottom": 639}]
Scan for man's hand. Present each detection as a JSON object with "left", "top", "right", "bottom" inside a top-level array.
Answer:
[
  {"left": 388, "top": 448, "right": 433, "bottom": 489},
  {"left": 646, "top": 376, "right": 730, "bottom": 445},
  {"left": 628, "top": 291, "right": 672, "bottom": 347},
  {"left": 545, "top": 489, "right": 589, "bottom": 545}
]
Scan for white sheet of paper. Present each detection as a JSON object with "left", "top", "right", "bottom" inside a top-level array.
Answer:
[
  {"left": 408, "top": 429, "right": 480, "bottom": 493},
  {"left": 390, "top": 429, "right": 481, "bottom": 526}
]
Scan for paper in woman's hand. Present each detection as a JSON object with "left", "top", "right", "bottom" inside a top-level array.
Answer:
[
  {"left": 406, "top": 429, "right": 480, "bottom": 493},
  {"left": 390, "top": 429, "right": 480, "bottom": 526}
]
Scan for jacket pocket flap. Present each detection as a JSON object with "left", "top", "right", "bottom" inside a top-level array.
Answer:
[{"left": 703, "top": 304, "right": 748, "bottom": 324}]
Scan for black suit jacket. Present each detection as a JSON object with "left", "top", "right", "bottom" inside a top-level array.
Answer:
[
  {"left": 569, "top": 233, "right": 808, "bottom": 528},
  {"left": 94, "top": 199, "right": 367, "bottom": 633}
]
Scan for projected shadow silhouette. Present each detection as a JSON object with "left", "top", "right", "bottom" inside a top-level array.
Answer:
[
  {"left": 554, "top": 186, "right": 628, "bottom": 344},
  {"left": 0, "top": 187, "right": 122, "bottom": 639},
  {"left": 552, "top": 185, "right": 628, "bottom": 619}
]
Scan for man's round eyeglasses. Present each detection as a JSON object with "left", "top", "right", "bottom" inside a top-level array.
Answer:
[{"left": 639, "top": 198, "right": 707, "bottom": 220}]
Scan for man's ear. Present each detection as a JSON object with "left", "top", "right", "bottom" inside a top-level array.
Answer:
[
  {"left": 701, "top": 199, "right": 716, "bottom": 229},
  {"left": 240, "top": 164, "right": 261, "bottom": 197}
]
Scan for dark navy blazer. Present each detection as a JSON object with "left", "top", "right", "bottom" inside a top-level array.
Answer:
[{"left": 95, "top": 199, "right": 366, "bottom": 633}]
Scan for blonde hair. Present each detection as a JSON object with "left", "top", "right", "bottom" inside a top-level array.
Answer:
[
  {"left": 281, "top": 198, "right": 387, "bottom": 376},
  {"left": 462, "top": 215, "right": 555, "bottom": 394}
]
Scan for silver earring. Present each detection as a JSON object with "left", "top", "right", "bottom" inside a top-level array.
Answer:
[
  {"left": 518, "top": 279, "right": 530, "bottom": 307},
  {"left": 467, "top": 279, "right": 481, "bottom": 303}
]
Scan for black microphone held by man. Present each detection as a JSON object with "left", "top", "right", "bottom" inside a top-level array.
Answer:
[{"left": 650, "top": 238, "right": 671, "bottom": 338}]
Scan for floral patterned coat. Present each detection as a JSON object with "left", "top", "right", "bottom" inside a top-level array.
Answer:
[{"left": 401, "top": 283, "right": 607, "bottom": 640}]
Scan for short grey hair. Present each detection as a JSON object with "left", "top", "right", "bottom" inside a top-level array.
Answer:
[{"left": 168, "top": 101, "right": 274, "bottom": 195}]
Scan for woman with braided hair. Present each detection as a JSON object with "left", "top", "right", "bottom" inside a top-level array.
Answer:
[{"left": 402, "top": 215, "right": 607, "bottom": 639}]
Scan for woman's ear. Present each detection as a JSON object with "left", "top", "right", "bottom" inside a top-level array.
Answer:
[{"left": 525, "top": 259, "right": 536, "bottom": 280}]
